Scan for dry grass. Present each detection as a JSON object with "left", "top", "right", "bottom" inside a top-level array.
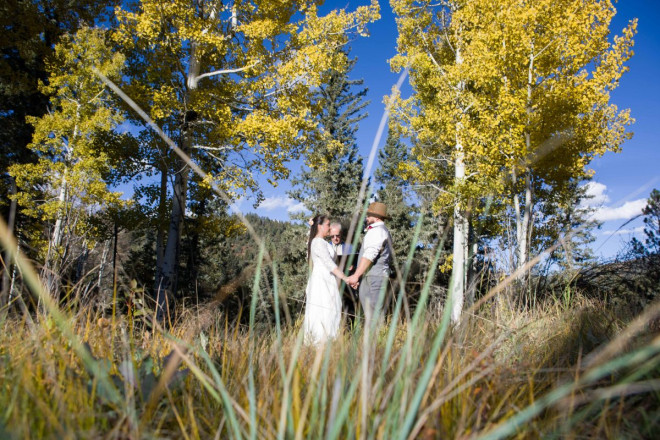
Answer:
[{"left": 1, "top": 291, "right": 658, "bottom": 439}]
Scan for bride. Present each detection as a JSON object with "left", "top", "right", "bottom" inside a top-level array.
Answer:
[{"left": 302, "top": 215, "right": 349, "bottom": 344}]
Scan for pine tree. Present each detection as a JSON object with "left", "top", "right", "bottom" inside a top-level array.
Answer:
[
  {"left": 289, "top": 52, "right": 367, "bottom": 221},
  {"left": 631, "top": 189, "right": 660, "bottom": 256},
  {"left": 374, "top": 126, "right": 415, "bottom": 263},
  {"left": 0, "top": 0, "right": 114, "bottom": 191},
  {"left": 533, "top": 182, "right": 598, "bottom": 271}
]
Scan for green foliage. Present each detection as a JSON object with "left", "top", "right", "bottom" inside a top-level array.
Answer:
[
  {"left": 123, "top": 213, "right": 310, "bottom": 324},
  {"left": 632, "top": 189, "right": 660, "bottom": 255},
  {"left": 374, "top": 127, "right": 415, "bottom": 262},
  {"left": 196, "top": 214, "right": 309, "bottom": 325},
  {"left": 526, "top": 181, "right": 599, "bottom": 274},
  {"left": 9, "top": 27, "right": 128, "bottom": 270},
  {"left": 289, "top": 51, "right": 367, "bottom": 221},
  {"left": 81, "top": 342, "right": 189, "bottom": 406}
]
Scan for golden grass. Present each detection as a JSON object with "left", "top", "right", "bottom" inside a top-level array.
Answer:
[{"left": 0, "top": 293, "right": 658, "bottom": 439}]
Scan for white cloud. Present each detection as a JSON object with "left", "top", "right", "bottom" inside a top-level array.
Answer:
[
  {"left": 581, "top": 182, "right": 646, "bottom": 223},
  {"left": 259, "top": 196, "right": 290, "bottom": 211},
  {"left": 592, "top": 199, "right": 646, "bottom": 222},
  {"left": 602, "top": 226, "right": 645, "bottom": 236},
  {"left": 287, "top": 202, "right": 308, "bottom": 214},
  {"left": 583, "top": 181, "right": 610, "bottom": 206},
  {"left": 258, "top": 196, "right": 308, "bottom": 214}
]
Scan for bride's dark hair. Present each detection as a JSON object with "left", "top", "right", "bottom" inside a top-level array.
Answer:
[{"left": 307, "top": 214, "right": 329, "bottom": 262}]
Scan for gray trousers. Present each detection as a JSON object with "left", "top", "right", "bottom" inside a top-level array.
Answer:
[{"left": 358, "top": 274, "right": 390, "bottom": 324}]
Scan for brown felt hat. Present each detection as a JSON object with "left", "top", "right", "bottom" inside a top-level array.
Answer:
[{"left": 366, "top": 202, "right": 389, "bottom": 220}]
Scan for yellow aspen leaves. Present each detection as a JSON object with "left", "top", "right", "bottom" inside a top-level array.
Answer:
[{"left": 9, "top": 27, "right": 128, "bottom": 258}]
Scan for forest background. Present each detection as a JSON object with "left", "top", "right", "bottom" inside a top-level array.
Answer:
[{"left": 0, "top": 0, "right": 659, "bottom": 438}]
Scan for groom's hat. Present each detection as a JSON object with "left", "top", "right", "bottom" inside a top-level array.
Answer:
[{"left": 366, "top": 202, "right": 389, "bottom": 220}]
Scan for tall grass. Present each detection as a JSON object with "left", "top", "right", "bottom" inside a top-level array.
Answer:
[
  {"left": 1, "top": 282, "right": 658, "bottom": 439},
  {"left": 1, "top": 67, "right": 657, "bottom": 440}
]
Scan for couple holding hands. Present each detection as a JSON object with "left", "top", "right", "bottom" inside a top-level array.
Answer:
[{"left": 303, "top": 202, "right": 393, "bottom": 345}]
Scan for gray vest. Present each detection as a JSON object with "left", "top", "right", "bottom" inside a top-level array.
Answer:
[{"left": 361, "top": 225, "right": 392, "bottom": 277}]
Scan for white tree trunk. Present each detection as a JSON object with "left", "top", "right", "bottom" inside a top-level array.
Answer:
[
  {"left": 516, "top": 45, "right": 535, "bottom": 273},
  {"left": 154, "top": 158, "right": 189, "bottom": 320},
  {"left": 51, "top": 172, "right": 68, "bottom": 252},
  {"left": 518, "top": 171, "right": 532, "bottom": 270},
  {"left": 1, "top": 178, "right": 17, "bottom": 307},
  {"left": 156, "top": 165, "right": 167, "bottom": 272},
  {"left": 514, "top": 169, "right": 533, "bottom": 269},
  {"left": 449, "top": 41, "right": 469, "bottom": 325},
  {"left": 450, "top": 146, "right": 468, "bottom": 325},
  {"left": 466, "top": 233, "right": 478, "bottom": 307},
  {"left": 44, "top": 107, "right": 79, "bottom": 297},
  {"left": 154, "top": 55, "right": 196, "bottom": 320},
  {"left": 44, "top": 168, "right": 69, "bottom": 296}
]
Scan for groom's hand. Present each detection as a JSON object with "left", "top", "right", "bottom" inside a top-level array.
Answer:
[{"left": 347, "top": 274, "right": 359, "bottom": 287}]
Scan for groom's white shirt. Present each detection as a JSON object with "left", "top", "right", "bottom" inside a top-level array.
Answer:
[{"left": 361, "top": 221, "right": 388, "bottom": 262}]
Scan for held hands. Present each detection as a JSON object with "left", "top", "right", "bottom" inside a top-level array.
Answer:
[{"left": 346, "top": 274, "right": 360, "bottom": 289}]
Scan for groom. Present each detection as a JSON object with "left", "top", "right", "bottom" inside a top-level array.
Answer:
[{"left": 347, "top": 202, "right": 393, "bottom": 324}]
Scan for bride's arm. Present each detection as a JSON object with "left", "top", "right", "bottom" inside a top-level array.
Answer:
[
  {"left": 331, "top": 267, "right": 349, "bottom": 283},
  {"left": 313, "top": 239, "right": 347, "bottom": 282}
]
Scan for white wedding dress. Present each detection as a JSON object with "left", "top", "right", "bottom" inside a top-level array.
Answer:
[{"left": 302, "top": 237, "right": 342, "bottom": 344}]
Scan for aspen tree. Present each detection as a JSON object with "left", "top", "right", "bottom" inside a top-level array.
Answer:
[
  {"left": 9, "top": 27, "right": 126, "bottom": 295},
  {"left": 114, "top": 0, "right": 379, "bottom": 317},
  {"left": 391, "top": 0, "right": 500, "bottom": 324},
  {"left": 390, "top": 0, "right": 635, "bottom": 322}
]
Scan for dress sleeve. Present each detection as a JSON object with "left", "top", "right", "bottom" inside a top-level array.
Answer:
[{"left": 312, "top": 238, "right": 338, "bottom": 273}]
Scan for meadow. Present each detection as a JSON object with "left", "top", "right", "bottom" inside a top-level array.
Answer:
[
  {"left": 1, "top": 1, "right": 658, "bottom": 438},
  {"left": 1, "top": 265, "right": 658, "bottom": 439}
]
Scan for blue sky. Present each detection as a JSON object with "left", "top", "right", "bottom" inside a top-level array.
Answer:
[{"left": 233, "top": 0, "right": 660, "bottom": 260}]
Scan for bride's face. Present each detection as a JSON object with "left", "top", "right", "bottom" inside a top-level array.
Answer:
[{"left": 317, "top": 219, "right": 330, "bottom": 238}]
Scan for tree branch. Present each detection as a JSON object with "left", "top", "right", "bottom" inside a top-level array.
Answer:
[{"left": 191, "top": 61, "right": 261, "bottom": 87}]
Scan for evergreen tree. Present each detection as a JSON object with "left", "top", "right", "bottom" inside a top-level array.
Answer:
[
  {"left": 631, "top": 189, "right": 660, "bottom": 256},
  {"left": 535, "top": 181, "right": 598, "bottom": 271},
  {"left": 374, "top": 126, "right": 415, "bottom": 263},
  {"left": 374, "top": 126, "right": 455, "bottom": 307},
  {"left": 289, "top": 52, "right": 367, "bottom": 221},
  {"left": 0, "top": 0, "right": 114, "bottom": 191}
]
